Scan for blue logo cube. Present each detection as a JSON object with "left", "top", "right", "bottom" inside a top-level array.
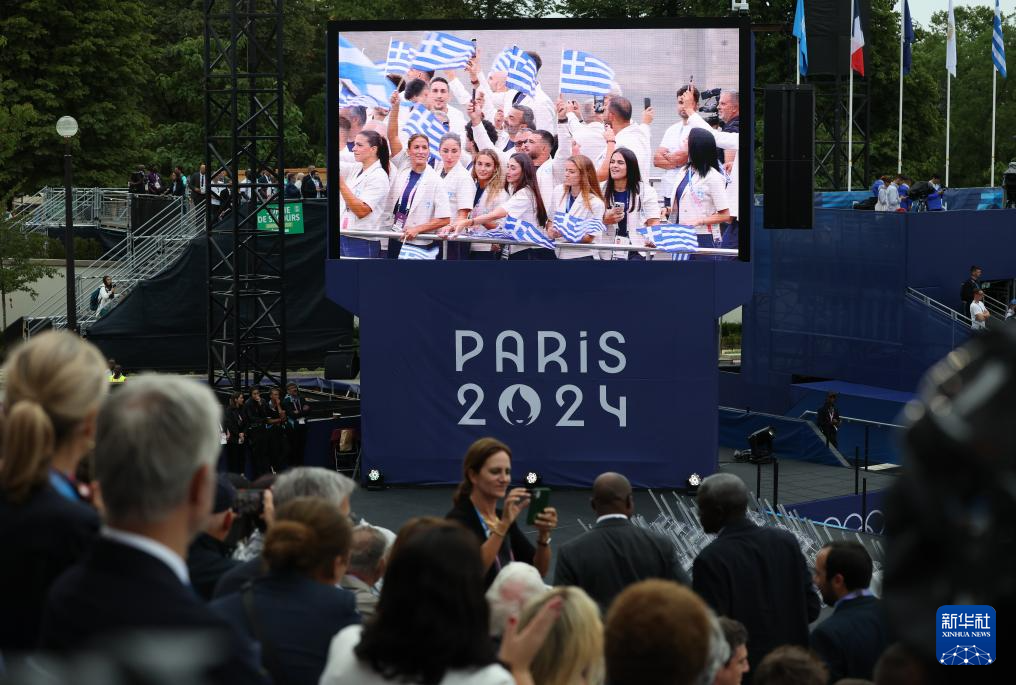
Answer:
[{"left": 937, "top": 605, "right": 996, "bottom": 665}]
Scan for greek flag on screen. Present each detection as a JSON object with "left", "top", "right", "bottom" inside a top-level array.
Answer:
[
  {"left": 559, "top": 50, "right": 614, "bottom": 95},
  {"left": 492, "top": 46, "right": 538, "bottom": 97},
  {"left": 553, "top": 211, "right": 603, "bottom": 243},
  {"left": 339, "top": 83, "right": 378, "bottom": 109},
  {"left": 638, "top": 224, "right": 697, "bottom": 261},
  {"left": 386, "top": 39, "right": 416, "bottom": 76},
  {"left": 397, "top": 244, "right": 440, "bottom": 260},
  {"left": 485, "top": 215, "right": 555, "bottom": 250},
  {"left": 411, "top": 32, "right": 474, "bottom": 71},
  {"left": 338, "top": 36, "right": 395, "bottom": 108},
  {"left": 401, "top": 106, "right": 447, "bottom": 157},
  {"left": 994, "top": 0, "right": 1007, "bottom": 78}
]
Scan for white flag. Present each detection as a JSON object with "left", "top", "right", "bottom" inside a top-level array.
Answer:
[{"left": 946, "top": 0, "right": 957, "bottom": 77}]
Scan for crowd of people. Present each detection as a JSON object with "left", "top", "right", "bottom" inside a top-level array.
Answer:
[
  {"left": 866, "top": 174, "right": 946, "bottom": 213},
  {"left": 0, "top": 331, "right": 935, "bottom": 685},
  {"left": 338, "top": 51, "right": 741, "bottom": 260}
]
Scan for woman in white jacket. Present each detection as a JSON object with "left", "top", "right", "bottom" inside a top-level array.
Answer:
[
  {"left": 385, "top": 134, "right": 452, "bottom": 259},
  {"left": 601, "top": 147, "right": 661, "bottom": 260},
  {"left": 438, "top": 133, "right": 476, "bottom": 260},
  {"left": 547, "top": 155, "right": 605, "bottom": 261},
  {"left": 337, "top": 130, "right": 391, "bottom": 258}
]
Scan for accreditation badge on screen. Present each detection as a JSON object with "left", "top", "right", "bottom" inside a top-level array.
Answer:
[{"left": 937, "top": 605, "right": 995, "bottom": 665}]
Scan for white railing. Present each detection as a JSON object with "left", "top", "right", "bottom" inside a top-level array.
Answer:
[{"left": 905, "top": 287, "right": 972, "bottom": 327}]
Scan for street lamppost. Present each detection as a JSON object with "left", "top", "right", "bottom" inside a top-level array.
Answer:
[{"left": 56, "top": 115, "right": 78, "bottom": 333}]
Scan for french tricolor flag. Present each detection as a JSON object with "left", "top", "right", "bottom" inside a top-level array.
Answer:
[{"left": 850, "top": 0, "right": 865, "bottom": 76}]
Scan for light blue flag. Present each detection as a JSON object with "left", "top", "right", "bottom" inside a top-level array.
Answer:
[
  {"left": 994, "top": 0, "right": 1007, "bottom": 78},
  {"left": 641, "top": 223, "right": 698, "bottom": 261},
  {"left": 339, "top": 82, "right": 378, "bottom": 109},
  {"left": 411, "top": 32, "right": 474, "bottom": 71},
  {"left": 492, "top": 46, "right": 538, "bottom": 97},
  {"left": 792, "top": 0, "right": 808, "bottom": 77},
  {"left": 386, "top": 39, "right": 416, "bottom": 77},
  {"left": 338, "top": 36, "right": 395, "bottom": 109},
  {"left": 484, "top": 215, "right": 556, "bottom": 250},
  {"left": 401, "top": 105, "right": 447, "bottom": 157},
  {"left": 559, "top": 50, "right": 614, "bottom": 95},
  {"left": 397, "top": 243, "right": 440, "bottom": 260},
  {"left": 553, "top": 211, "right": 603, "bottom": 243}
]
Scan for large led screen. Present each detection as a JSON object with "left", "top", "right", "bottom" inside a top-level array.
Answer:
[{"left": 327, "top": 19, "right": 751, "bottom": 262}]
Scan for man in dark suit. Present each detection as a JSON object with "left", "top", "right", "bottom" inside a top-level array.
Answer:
[
  {"left": 188, "top": 163, "right": 207, "bottom": 207},
  {"left": 960, "top": 265, "right": 982, "bottom": 316},
  {"left": 553, "top": 472, "right": 688, "bottom": 611},
  {"left": 187, "top": 474, "right": 241, "bottom": 601},
  {"left": 810, "top": 541, "right": 890, "bottom": 682},
  {"left": 816, "top": 392, "right": 841, "bottom": 448},
  {"left": 40, "top": 376, "right": 267, "bottom": 685},
  {"left": 693, "top": 474, "right": 820, "bottom": 682}
]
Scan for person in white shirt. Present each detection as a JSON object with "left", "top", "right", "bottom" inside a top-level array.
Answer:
[
  {"left": 654, "top": 85, "right": 711, "bottom": 203},
  {"left": 970, "top": 289, "right": 991, "bottom": 330},
  {"left": 599, "top": 97, "right": 652, "bottom": 184},
  {"left": 338, "top": 117, "right": 357, "bottom": 180},
  {"left": 385, "top": 134, "right": 452, "bottom": 259},
  {"left": 466, "top": 94, "right": 532, "bottom": 165},
  {"left": 337, "top": 130, "right": 391, "bottom": 259},
  {"left": 547, "top": 155, "right": 605, "bottom": 260},
  {"left": 602, "top": 148, "right": 661, "bottom": 261},
  {"left": 96, "top": 275, "right": 117, "bottom": 316},
  {"left": 457, "top": 149, "right": 509, "bottom": 260},
  {"left": 661, "top": 128, "right": 730, "bottom": 251},
  {"left": 428, "top": 77, "right": 468, "bottom": 140},
  {"left": 437, "top": 133, "right": 475, "bottom": 260},
  {"left": 524, "top": 129, "right": 567, "bottom": 213},
  {"left": 450, "top": 152, "right": 551, "bottom": 260}
]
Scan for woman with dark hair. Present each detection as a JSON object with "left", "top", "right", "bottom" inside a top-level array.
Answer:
[
  {"left": 602, "top": 147, "right": 661, "bottom": 261},
  {"left": 668, "top": 127, "right": 729, "bottom": 248},
  {"left": 438, "top": 133, "right": 476, "bottom": 260},
  {"left": 445, "top": 438, "right": 557, "bottom": 588},
  {"left": 320, "top": 524, "right": 562, "bottom": 685},
  {"left": 449, "top": 153, "right": 552, "bottom": 260},
  {"left": 211, "top": 497, "right": 360, "bottom": 685},
  {"left": 547, "top": 154, "right": 605, "bottom": 260},
  {"left": 338, "top": 129, "right": 391, "bottom": 258},
  {"left": 384, "top": 133, "right": 451, "bottom": 259}
]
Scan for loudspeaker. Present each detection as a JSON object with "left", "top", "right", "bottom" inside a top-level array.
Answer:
[
  {"left": 764, "top": 85, "right": 814, "bottom": 229},
  {"left": 324, "top": 349, "right": 360, "bottom": 379}
]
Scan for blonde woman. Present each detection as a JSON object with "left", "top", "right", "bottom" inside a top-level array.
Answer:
[
  {"left": 517, "top": 586, "right": 605, "bottom": 685},
  {"left": 547, "top": 155, "right": 605, "bottom": 261},
  {"left": 0, "top": 331, "right": 109, "bottom": 651},
  {"left": 461, "top": 149, "right": 508, "bottom": 260}
]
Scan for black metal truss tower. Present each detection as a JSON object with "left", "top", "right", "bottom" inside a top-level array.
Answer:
[
  {"left": 204, "top": 0, "right": 287, "bottom": 391},
  {"left": 811, "top": 75, "right": 871, "bottom": 191}
]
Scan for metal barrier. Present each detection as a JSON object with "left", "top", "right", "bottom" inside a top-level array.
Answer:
[{"left": 338, "top": 228, "right": 738, "bottom": 258}]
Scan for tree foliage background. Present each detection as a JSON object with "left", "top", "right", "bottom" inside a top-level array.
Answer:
[{"left": 1, "top": 0, "right": 1012, "bottom": 202}]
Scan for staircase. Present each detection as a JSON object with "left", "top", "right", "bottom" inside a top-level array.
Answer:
[
  {"left": 12, "top": 187, "right": 132, "bottom": 234},
  {"left": 21, "top": 200, "right": 205, "bottom": 337}
]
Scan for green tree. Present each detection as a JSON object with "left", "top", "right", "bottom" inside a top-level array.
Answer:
[
  {"left": 0, "top": 1, "right": 154, "bottom": 196},
  {"left": 0, "top": 217, "right": 58, "bottom": 331}
]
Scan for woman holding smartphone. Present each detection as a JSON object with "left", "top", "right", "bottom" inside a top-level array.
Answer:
[
  {"left": 602, "top": 147, "right": 661, "bottom": 260},
  {"left": 446, "top": 437, "right": 557, "bottom": 587},
  {"left": 547, "top": 155, "right": 604, "bottom": 260}
]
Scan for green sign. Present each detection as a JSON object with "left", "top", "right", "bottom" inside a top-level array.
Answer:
[{"left": 256, "top": 200, "right": 305, "bottom": 234}]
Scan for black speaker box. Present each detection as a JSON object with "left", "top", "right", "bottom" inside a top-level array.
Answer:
[
  {"left": 764, "top": 85, "right": 814, "bottom": 230},
  {"left": 324, "top": 349, "right": 360, "bottom": 379}
]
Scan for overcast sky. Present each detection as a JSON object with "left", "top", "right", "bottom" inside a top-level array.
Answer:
[{"left": 905, "top": 0, "right": 1015, "bottom": 26}]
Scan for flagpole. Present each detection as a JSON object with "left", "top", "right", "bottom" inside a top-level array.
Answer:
[
  {"left": 797, "top": 38, "right": 801, "bottom": 85},
  {"left": 945, "top": 73, "right": 951, "bottom": 188},
  {"left": 897, "top": 4, "right": 904, "bottom": 175},
  {"left": 991, "top": 68, "right": 997, "bottom": 186},
  {"left": 848, "top": 66, "right": 854, "bottom": 191}
]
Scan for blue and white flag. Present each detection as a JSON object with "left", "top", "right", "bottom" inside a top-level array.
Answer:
[
  {"left": 484, "top": 215, "right": 556, "bottom": 250},
  {"left": 338, "top": 36, "right": 395, "bottom": 109},
  {"left": 644, "top": 223, "right": 698, "bottom": 256},
  {"left": 553, "top": 211, "right": 603, "bottom": 243},
  {"left": 492, "top": 46, "right": 538, "bottom": 97},
  {"left": 994, "top": 0, "right": 1007, "bottom": 79},
  {"left": 398, "top": 243, "right": 440, "bottom": 260},
  {"left": 339, "top": 82, "right": 380, "bottom": 109},
  {"left": 411, "top": 32, "right": 474, "bottom": 71},
  {"left": 792, "top": 0, "right": 808, "bottom": 77},
  {"left": 401, "top": 105, "right": 447, "bottom": 157},
  {"left": 559, "top": 50, "right": 614, "bottom": 95},
  {"left": 386, "top": 39, "right": 416, "bottom": 77}
]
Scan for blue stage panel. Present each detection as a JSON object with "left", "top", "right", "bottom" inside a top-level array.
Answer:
[{"left": 327, "top": 260, "right": 751, "bottom": 488}]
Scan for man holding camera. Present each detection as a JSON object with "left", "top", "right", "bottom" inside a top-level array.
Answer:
[{"left": 97, "top": 275, "right": 117, "bottom": 317}]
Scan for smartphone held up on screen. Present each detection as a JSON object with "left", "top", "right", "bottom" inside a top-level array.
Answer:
[
  {"left": 644, "top": 97, "right": 651, "bottom": 110},
  {"left": 526, "top": 487, "right": 552, "bottom": 526}
]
